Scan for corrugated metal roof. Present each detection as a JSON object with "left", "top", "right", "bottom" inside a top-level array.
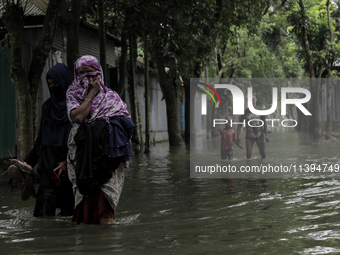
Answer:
[
  {"left": 0, "top": 0, "right": 45, "bottom": 18},
  {"left": 30, "top": 0, "right": 48, "bottom": 13}
]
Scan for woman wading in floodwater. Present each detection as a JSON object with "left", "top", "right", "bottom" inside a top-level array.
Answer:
[
  {"left": 66, "top": 55, "right": 134, "bottom": 225},
  {"left": 9, "top": 63, "right": 75, "bottom": 217}
]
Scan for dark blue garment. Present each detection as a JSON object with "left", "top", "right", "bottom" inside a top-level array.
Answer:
[
  {"left": 108, "top": 116, "right": 135, "bottom": 162},
  {"left": 42, "top": 63, "right": 74, "bottom": 147}
]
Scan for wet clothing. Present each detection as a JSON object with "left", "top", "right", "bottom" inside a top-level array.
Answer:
[
  {"left": 25, "top": 104, "right": 74, "bottom": 217},
  {"left": 247, "top": 136, "right": 266, "bottom": 144},
  {"left": 217, "top": 128, "right": 235, "bottom": 160},
  {"left": 108, "top": 116, "right": 134, "bottom": 166},
  {"left": 239, "top": 108, "right": 266, "bottom": 140},
  {"left": 73, "top": 120, "right": 122, "bottom": 196},
  {"left": 221, "top": 147, "right": 234, "bottom": 160},
  {"left": 24, "top": 63, "right": 74, "bottom": 217},
  {"left": 68, "top": 125, "right": 126, "bottom": 221},
  {"left": 72, "top": 189, "right": 114, "bottom": 224},
  {"left": 217, "top": 128, "right": 235, "bottom": 150},
  {"left": 33, "top": 171, "right": 74, "bottom": 217},
  {"left": 66, "top": 55, "right": 132, "bottom": 224}
]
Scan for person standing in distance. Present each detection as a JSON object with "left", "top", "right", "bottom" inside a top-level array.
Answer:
[{"left": 236, "top": 96, "right": 269, "bottom": 159}]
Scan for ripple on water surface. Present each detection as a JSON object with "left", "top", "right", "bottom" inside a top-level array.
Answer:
[{"left": 1, "top": 131, "right": 340, "bottom": 254}]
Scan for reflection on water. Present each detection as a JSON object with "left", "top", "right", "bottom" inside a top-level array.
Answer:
[{"left": 1, "top": 129, "right": 340, "bottom": 254}]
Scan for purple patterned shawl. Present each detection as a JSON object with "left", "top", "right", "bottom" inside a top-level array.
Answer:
[{"left": 66, "top": 55, "right": 130, "bottom": 123}]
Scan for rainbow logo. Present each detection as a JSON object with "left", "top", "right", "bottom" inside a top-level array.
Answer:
[{"left": 196, "top": 82, "right": 222, "bottom": 106}]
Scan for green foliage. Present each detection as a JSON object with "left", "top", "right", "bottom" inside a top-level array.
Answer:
[
  {"left": 84, "top": 0, "right": 340, "bottom": 82},
  {"left": 286, "top": 0, "right": 340, "bottom": 77}
]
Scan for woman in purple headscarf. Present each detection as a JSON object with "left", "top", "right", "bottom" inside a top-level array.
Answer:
[
  {"left": 66, "top": 55, "right": 133, "bottom": 225},
  {"left": 9, "top": 63, "right": 75, "bottom": 217}
]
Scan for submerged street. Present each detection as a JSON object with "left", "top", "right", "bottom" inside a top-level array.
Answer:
[{"left": 1, "top": 129, "right": 340, "bottom": 254}]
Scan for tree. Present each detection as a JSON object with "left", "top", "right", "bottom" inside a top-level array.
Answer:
[
  {"left": 89, "top": 0, "right": 276, "bottom": 146},
  {"left": 144, "top": 33, "right": 150, "bottom": 153},
  {"left": 287, "top": 0, "right": 340, "bottom": 139},
  {"left": 60, "top": 0, "right": 83, "bottom": 73},
  {"left": 98, "top": 0, "right": 107, "bottom": 84},
  {"left": 2, "top": 0, "right": 63, "bottom": 159},
  {"left": 143, "top": 0, "right": 188, "bottom": 146},
  {"left": 128, "top": 28, "right": 144, "bottom": 150},
  {"left": 325, "top": 0, "right": 335, "bottom": 140},
  {"left": 101, "top": 0, "right": 185, "bottom": 146},
  {"left": 84, "top": 1, "right": 145, "bottom": 152}
]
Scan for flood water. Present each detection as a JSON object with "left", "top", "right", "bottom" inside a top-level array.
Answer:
[{"left": 1, "top": 128, "right": 340, "bottom": 254}]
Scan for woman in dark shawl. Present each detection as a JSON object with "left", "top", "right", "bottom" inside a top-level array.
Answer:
[{"left": 11, "top": 63, "right": 75, "bottom": 217}]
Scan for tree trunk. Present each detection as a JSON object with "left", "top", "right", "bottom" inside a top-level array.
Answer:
[
  {"left": 98, "top": 0, "right": 107, "bottom": 84},
  {"left": 182, "top": 56, "right": 205, "bottom": 144},
  {"left": 296, "top": 107, "right": 302, "bottom": 132},
  {"left": 299, "top": 0, "right": 320, "bottom": 139},
  {"left": 3, "top": 0, "right": 63, "bottom": 159},
  {"left": 151, "top": 48, "right": 182, "bottom": 146},
  {"left": 309, "top": 80, "right": 321, "bottom": 139},
  {"left": 116, "top": 19, "right": 128, "bottom": 96},
  {"left": 204, "top": 66, "right": 211, "bottom": 139},
  {"left": 327, "top": 0, "right": 334, "bottom": 43},
  {"left": 136, "top": 94, "right": 143, "bottom": 148},
  {"left": 326, "top": 79, "right": 333, "bottom": 139},
  {"left": 133, "top": 30, "right": 143, "bottom": 147},
  {"left": 128, "top": 30, "right": 142, "bottom": 151},
  {"left": 277, "top": 47, "right": 291, "bottom": 79},
  {"left": 61, "top": 0, "right": 82, "bottom": 73},
  {"left": 184, "top": 62, "right": 201, "bottom": 144},
  {"left": 28, "top": 0, "right": 63, "bottom": 137},
  {"left": 298, "top": 0, "right": 316, "bottom": 79},
  {"left": 3, "top": 5, "right": 33, "bottom": 160},
  {"left": 325, "top": 0, "right": 334, "bottom": 140},
  {"left": 116, "top": 10, "right": 131, "bottom": 96},
  {"left": 66, "top": 20, "right": 80, "bottom": 72},
  {"left": 216, "top": 44, "right": 226, "bottom": 79},
  {"left": 183, "top": 77, "right": 195, "bottom": 144},
  {"left": 144, "top": 34, "right": 150, "bottom": 153}
]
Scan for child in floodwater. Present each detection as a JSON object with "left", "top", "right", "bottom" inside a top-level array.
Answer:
[{"left": 215, "top": 116, "right": 243, "bottom": 160}]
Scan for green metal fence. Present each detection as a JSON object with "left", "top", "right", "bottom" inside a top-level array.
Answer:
[{"left": 0, "top": 47, "right": 16, "bottom": 159}]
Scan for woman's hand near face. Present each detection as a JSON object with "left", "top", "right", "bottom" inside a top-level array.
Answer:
[
  {"left": 88, "top": 76, "right": 101, "bottom": 95},
  {"left": 70, "top": 76, "right": 99, "bottom": 124},
  {"left": 70, "top": 65, "right": 101, "bottom": 124}
]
